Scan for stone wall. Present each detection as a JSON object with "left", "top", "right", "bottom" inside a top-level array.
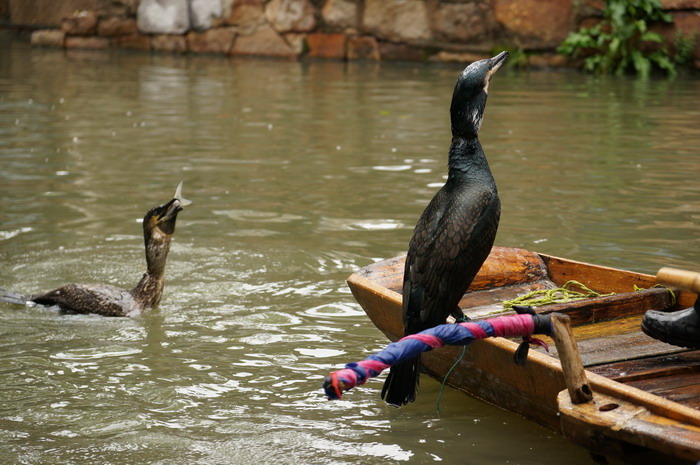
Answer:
[
  {"left": 12, "top": 0, "right": 700, "bottom": 67},
  {"left": 8, "top": 0, "right": 136, "bottom": 27}
]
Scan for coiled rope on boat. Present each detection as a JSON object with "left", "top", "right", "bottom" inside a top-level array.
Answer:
[
  {"left": 502, "top": 280, "right": 676, "bottom": 309},
  {"left": 502, "top": 280, "right": 613, "bottom": 309}
]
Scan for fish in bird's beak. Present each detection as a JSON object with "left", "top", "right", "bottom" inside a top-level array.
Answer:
[
  {"left": 174, "top": 180, "right": 192, "bottom": 208},
  {"left": 152, "top": 181, "right": 192, "bottom": 235}
]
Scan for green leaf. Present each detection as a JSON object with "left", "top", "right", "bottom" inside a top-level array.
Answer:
[
  {"left": 631, "top": 50, "right": 651, "bottom": 78},
  {"left": 635, "top": 19, "right": 647, "bottom": 34},
  {"left": 609, "top": 2, "right": 626, "bottom": 25},
  {"left": 609, "top": 37, "right": 621, "bottom": 55},
  {"left": 641, "top": 31, "right": 664, "bottom": 43},
  {"left": 584, "top": 55, "right": 602, "bottom": 73},
  {"left": 650, "top": 51, "right": 678, "bottom": 77},
  {"left": 588, "top": 24, "right": 602, "bottom": 36}
]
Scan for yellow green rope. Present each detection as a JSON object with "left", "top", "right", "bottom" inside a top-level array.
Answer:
[
  {"left": 502, "top": 280, "right": 614, "bottom": 309},
  {"left": 634, "top": 284, "right": 677, "bottom": 306},
  {"left": 502, "top": 281, "right": 677, "bottom": 309}
]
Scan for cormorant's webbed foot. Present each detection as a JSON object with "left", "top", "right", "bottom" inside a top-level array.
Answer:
[{"left": 452, "top": 307, "right": 470, "bottom": 323}]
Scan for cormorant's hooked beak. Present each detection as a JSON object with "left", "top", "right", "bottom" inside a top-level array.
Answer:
[
  {"left": 482, "top": 51, "right": 509, "bottom": 94},
  {"left": 487, "top": 51, "right": 509, "bottom": 78},
  {"left": 153, "top": 181, "right": 192, "bottom": 235}
]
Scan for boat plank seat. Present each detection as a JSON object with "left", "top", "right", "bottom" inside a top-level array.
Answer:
[
  {"left": 545, "top": 341, "right": 700, "bottom": 411},
  {"left": 589, "top": 351, "right": 700, "bottom": 382},
  {"left": 543, "top": 331, "right": 685, "bottom": 366},
  {"left": 627, "top": 372, "right": 700, "bottom": 409}
]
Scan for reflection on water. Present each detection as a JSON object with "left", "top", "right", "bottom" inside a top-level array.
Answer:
[{"left": 1, "top": 33, "right": 699, "bottom": 464}]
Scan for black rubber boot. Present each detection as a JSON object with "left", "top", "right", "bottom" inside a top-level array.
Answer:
[{"left": 641, "top": 297, "right": 700, "bottom": 350}]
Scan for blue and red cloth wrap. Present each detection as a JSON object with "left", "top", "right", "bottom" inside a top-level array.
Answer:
[{"left": 324, "top": 313, "right": 550, "bottom": 400}]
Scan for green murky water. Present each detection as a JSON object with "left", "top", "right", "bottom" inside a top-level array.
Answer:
[{"left": 1, "top": 34, "right": 699, "bottom": 464}]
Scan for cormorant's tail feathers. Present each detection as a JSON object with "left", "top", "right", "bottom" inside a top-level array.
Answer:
[
  {"left": 381, "top": 355, "right": 420, "bottom": 407},
  {"left": 0, "top": 288, "right": 29, "bottom": 306}
]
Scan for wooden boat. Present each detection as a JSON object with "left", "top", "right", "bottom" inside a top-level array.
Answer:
[{"left": 347, "top": 246, "right": 700, "bottom": 464}]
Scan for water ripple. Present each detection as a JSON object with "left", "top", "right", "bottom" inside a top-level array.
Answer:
[{"left": 1, "top": 35, "right": 697, "bottom": 465}]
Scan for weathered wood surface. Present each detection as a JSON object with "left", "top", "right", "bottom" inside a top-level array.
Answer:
[
  {"left": 353, "top": 247, "right": 682, "bottom": 325},
  {"left": 354, "top": 247, "right": 549, "bottom": 294},
  {"left": 541, "top": 254, "right": 695, "bottom": 309},
  {"left": 551, "top": 314, "right": 593, "bottom": 404},
  {"left": 538, "top": 316, "right": 689, "bottom": 366},
  {"left": 558, "top": 390, "right": 700, "bottom": 464},
  {"left": 534, "top": 287, "right": 674, "bottom": 325},
  {"left": 589, "top": 351, "right": 700, "bottom": 383},
  {"left": 626, "top": 373, "right": 700, "bottom": 409},
  {"left": 541, "top": 254, "right": 656, "bottom": 293},
  {"left": 347, "top": 246, "right": 700, "bottom": 462}
]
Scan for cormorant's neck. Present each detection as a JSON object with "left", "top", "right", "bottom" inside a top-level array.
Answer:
[
  {"left": 447, "top": 137, "right": 489, "bottom": 176},
  {"left": 450, "top": 88, "right": 487, "bottom": 140},
  {"left": 144, "top": 235, "right": 171, "bottom": 277},
  {"left": 130, "top": 234, "right": 171, "bottom": 307},
  {"left": 131, "top": 272, "right": 165, "bottom": 307}
]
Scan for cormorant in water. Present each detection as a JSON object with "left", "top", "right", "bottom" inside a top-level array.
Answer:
[
  {"left": 0, "top": 182, "right": 191, "bottom": 317},
  {"left": 381, "top": 52, "right": 509, "bottom": 406}
]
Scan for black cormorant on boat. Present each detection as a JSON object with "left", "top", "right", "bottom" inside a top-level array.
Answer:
[
  {"left": 0, "top": 182, "right": 191, "bottom": 317},
  {"left": 381, "top": 52, "right": 509, "bottom": 406}
]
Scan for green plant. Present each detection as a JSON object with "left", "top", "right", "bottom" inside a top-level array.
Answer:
[
  {"left": 558, "top": 0, "right": 676, "bottom": 78},
  {"left": 673, "top": 30, "right": 697, "bottom": 66}
]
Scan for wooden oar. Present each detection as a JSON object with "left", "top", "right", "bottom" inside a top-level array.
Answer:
[{"left": 656, "top": 267, "right": 700, "bottom": 293}]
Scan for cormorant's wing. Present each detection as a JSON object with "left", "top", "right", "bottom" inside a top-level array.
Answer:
[
  {"left": 31, "top": 284, "right": 136, "bottom": 317},
  {"left": 403, "top": 185, "right": 500, "bottom": 334}
]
